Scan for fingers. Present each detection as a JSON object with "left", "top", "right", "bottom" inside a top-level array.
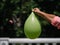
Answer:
[
  {"left": 51, "top": 19, "right": 60, "bottom": 29},
  {"left": 32, "top": 8, "right": 35, "bottom": 11},
  {"left": 32, "top": 8, "right": 38, "bottom": 12},
  {"left": 32, "top": 9, "right": 34, "bottom": 12},
  {"left": 57, "top": 23, "right": 60, "bottom": 29},
  {"left": 53, "top": 22, "right": 58, "bottom": 27},
  {"left": 55, "top": 23, "right": 60, "bottom": 29}
]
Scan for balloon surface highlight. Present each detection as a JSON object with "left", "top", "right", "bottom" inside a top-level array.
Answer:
[{"left": 24, "top": 12, "right": 41, "bottom": 39}]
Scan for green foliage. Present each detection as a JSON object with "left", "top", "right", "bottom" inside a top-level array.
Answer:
[
  {"left": 0, "top": 0, "right": 60, "bottom": 38},
  {"left": 10, "top": 0, "right": 20, "bottom": 4}
]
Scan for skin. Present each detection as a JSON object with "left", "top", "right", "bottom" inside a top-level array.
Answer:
[
  {"left": 32, "top": 8, "right": 60, "bottom": 29},
  {"left": 32, "top": 8, "right": 56, "bottom": 23}
]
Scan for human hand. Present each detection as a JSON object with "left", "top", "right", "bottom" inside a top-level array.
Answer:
[
  {"left": 32, "top": 8, "right": 41, "bottom": 13},
  {"left": 51, "top": 16, "right": 60, "bottom": 29}
]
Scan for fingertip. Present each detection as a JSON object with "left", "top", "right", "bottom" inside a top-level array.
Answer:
[{"left": 32, "top": 9, "right": 33, "bottom": 11}]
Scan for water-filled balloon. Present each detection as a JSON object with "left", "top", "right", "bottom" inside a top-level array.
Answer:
[{"left": 24, "top": 12, "right": 41, "bottom": 39}]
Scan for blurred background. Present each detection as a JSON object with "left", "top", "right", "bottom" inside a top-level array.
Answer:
[{"left": 0, "top": 0, "right": 60, "bottom": 38}]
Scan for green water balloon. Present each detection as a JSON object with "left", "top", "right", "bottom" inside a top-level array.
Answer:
[{"left": 24, "top": 12, "right": 41, "bottom": 39}]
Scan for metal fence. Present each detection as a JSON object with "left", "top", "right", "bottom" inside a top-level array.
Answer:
[{"left": 0, "top": 38, "right": 60, "bottom": 45}]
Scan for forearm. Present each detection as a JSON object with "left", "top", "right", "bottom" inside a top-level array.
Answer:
[{"left": 37, "top": 11, "right": 56, "bottom": 22}]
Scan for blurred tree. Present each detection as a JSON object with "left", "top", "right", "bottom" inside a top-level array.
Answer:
[{"left": 0, "top": 0, "right": 60, "bottom": 38}]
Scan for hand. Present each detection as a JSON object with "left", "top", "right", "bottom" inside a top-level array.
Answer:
[{"left": 32, "top": 8, "right": 41, "bottom": 13}]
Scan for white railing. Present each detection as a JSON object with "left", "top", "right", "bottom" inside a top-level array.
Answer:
[{"left": 0, "top": 38, "right": 60, "bottom": 45}]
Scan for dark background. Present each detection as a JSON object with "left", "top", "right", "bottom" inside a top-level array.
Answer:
[{"left": 0, "top": 0, "right": 60, "bottom": 38}]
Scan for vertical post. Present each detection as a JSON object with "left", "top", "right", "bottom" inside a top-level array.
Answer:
[
  {"left": 52, "top": 43, "right": 56, "bottom": 45},
  {"left": 12, "top": 43, "right": 16, "bottom": 45},
  {"left": 44, "top": 43, "right": 49, "bottom": 45},
  {"left": 36, "top": 43, "right": 40, "bottom": 45},
  {"left": 28, "top": 43, "right": 32, "bottom": 45},
  {"left": 0, "top": 38, "right": 9, "bottom": 45},
  {"left": 20, "top": 43, "right": 24, "bottom": 45}
]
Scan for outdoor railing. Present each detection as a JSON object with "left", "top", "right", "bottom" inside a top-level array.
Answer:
[{"left": 0, "top": 38, "right": 60, "bottom": 45}]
